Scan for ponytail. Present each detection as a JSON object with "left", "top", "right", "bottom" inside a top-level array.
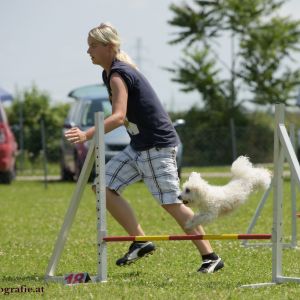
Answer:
[
  {"left": 116, "top": 50, "right": 138, "bottom": 69},
  {"left": 89, "top": 22, "right": 138, "bottom": 70}
]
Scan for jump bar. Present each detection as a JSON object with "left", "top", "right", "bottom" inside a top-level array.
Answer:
[{"left": 103, "top": 234, "right": 272, "bottom": 242}]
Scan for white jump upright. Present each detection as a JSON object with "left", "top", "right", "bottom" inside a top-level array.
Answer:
[
  {"left": 272, "top": 104, "right": 300, "bottom": 284},
  {"left": 242, "top": 103, "right": 300, "bottom": 288},
  {"left": 242, "top": 123, "right": 298, "bottom": 249},
  {"left": 45, "top": 112, "right": 107, "bottom": 283},
  {"left": 94, "top": 112, "right": 107, "bottom": 282}
]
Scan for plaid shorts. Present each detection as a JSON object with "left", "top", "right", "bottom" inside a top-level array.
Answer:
[{"left": 102, "top": 145, "right": 182, "bottom": 205}]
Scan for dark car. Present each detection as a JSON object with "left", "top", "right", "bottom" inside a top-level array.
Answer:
[
  {"left": 60, "top": 84, "right": 184, "bottom": 181},
  {"left": 0, "top": 101, "right": 17, "bottom": 183}
]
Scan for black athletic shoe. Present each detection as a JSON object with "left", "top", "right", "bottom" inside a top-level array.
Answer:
[
  {"left": 116, "top": 241, "right": 156, "bottom": 266},
  {"left": 197, "top": 257, "right": 224, "bottom": 273}
]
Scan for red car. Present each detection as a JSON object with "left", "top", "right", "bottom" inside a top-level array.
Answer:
[{"left": 0, "top": 101, "right": 17, "bottom": 183}]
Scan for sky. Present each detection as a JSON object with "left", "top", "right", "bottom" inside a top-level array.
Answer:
[{"left": 1, "top": 0, "right": 300, "bottom": 112}]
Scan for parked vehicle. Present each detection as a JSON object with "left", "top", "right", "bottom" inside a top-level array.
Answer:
[
  {"left": 0, "top": 101, "right": 17, "bottom": 183},
  {"left": 60, "top": 84, "right": 184, "bottom": 181}
]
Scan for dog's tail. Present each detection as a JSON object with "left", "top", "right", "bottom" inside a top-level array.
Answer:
[{"left": 231, "top": 156, "right": 272, "bottom": 190}]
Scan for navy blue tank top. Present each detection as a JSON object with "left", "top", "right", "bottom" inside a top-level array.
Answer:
[{"left": 102, "top": 60, "right": 179, "bottom": 151}]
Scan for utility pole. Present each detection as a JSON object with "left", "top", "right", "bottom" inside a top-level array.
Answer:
[
  {"left": 230, "top": 31, "right": 237, "bottom": 160},
  {"left": 135, "top": 37, "right": 143, "bottom": 71}
]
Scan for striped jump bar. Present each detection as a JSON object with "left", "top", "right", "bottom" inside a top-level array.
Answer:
[{"left": 103, "top": 234, "right": 272, "bottom": 242}]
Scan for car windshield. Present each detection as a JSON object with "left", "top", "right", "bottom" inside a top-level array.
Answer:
[
  {"left": 68, "top": 84, "right": 108, "bottom": 99},
  {"left": 81, "top": 98, "right": 112, "bottom": 127}
]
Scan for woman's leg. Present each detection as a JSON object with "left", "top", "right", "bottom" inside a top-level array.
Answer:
[
  {"left": 162, "top": 203, "right": 213, "bottom": 255},
  {"left": 106, "top": 188, "right": 146, "bottom": 236},
  {"left": 93, "top": 186, "right": 145, "bottom": 236}
]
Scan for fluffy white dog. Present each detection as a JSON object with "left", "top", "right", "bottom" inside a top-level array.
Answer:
[{"left": 179, "top": 156, "right": 271, "bottom": 229}]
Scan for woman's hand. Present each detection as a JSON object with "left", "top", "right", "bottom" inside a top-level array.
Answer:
[{"left": 65, "top": 127, "right": 87, "bottom": 144}]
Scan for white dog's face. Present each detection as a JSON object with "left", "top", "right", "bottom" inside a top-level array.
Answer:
[{"left": 179, "top": 172, "right": 208, "bottom": 206}]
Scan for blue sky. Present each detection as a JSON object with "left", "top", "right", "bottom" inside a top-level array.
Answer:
[{"left": 1, "top": 0, "right": 300, "bottom": 111}]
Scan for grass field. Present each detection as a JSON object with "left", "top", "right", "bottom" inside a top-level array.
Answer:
[{"left": 1, "top": 174, "right": 300, "bottom": 299}]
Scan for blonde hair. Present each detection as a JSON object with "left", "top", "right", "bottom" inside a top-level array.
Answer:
[{"left": 89, "top": 23, "right": 137, "bottom": 69}]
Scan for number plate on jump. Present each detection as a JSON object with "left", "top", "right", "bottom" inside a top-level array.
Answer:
[{"left": 63, "top": 272, "right": 91, "bottom": 285}]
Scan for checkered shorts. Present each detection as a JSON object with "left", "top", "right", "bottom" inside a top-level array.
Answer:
[{"left": 101, "top": 145, "right": 182, "bottom": 205}]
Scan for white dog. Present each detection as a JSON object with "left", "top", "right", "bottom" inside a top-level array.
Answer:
[{"left": 179, "top": 156, "right": 271, "bottom": 229}]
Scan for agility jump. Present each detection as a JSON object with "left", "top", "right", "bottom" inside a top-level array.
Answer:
[
  {"left": 45, "top": 104, "right": 300, "bottom": 288},
  {"left": 103, "top": 234, "right": 271, "bottom": 242},
  {"left": 243, "top": 124, "right": 299, "bottom": 249}
]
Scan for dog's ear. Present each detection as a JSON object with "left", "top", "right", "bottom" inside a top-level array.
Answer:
[{"left": 189, "top": 172, "right": 201, "bottom": 180}]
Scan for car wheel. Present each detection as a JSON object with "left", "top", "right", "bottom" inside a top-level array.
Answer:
[
  {"left": 0, "top": 170, "right": 14, "bottom": 184},
  {"left": 60, "top": 166, "right": 74, "bottom": 181},
  {"left": 74, "top": 157, "right": 82, "bottom": 181},
  {"left": 60, "top": 153, "right": 74, "bottom": 181}
]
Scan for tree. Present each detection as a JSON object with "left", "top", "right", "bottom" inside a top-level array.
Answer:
[
  {"left": 8, "top": 85, "right": 69, "bottom": 162},
  {"left": 168, "top": 0, "right": 300, "bottom": 113}
]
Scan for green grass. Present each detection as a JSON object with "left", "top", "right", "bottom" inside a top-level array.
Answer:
[
  {"left": 1, "top": 177, "right": 300, "bottom": 299},
  {"left": 16, "top": 161, "right": 60, "bottom": 176}
]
